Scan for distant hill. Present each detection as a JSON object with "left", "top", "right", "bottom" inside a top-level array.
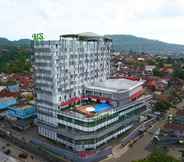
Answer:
[
  {"left": 0, "top": 37, "right": 31, "bottom": 47},
  {"left": 0, "top": 35, "right": 184, "bottom": 55},
  {"left": 0, "top": 38, "right": 13, "bottom": 46},
  {"left": 0, "top": 38, "right": 32, "bottom": 73},
  {"left": 108, "top": 35, "right": 184, "bottom": 55},
  {"left": 14, "top": 39, "right": 32, "bottom": 46}
]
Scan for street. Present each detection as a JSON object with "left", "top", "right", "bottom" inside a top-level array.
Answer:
[
  {"left": 0, "top": 136, "right": 43, "bottom": 162},
  {"left": 102, "top": 99, "right": 184, "bottom": 162},
  {"left": 102, "top": 120, "right": 164, "bottom": 162}
]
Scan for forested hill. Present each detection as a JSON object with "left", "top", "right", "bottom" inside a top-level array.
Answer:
[
  {"left": 1, "top": 36, "right": 184, "bottom": 55},
  {"left": 0, "top": 37, "right": 31, "bottom": 47},
  {"left": 0, "top": 38, "right": 32, "bottom": 73},
  {"left": 108, "top": 35, "right": 184, "bottom": 55}
]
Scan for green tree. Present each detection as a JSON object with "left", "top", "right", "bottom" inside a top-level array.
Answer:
[
  {"left": 133, "top": 151, "right": 180, "bottom": 162},
  {"left": 172, "top": 68, "right": 184, "bottom": 80},
  {"left": 154, "top": 100, "right": 171, "bottom": 112},
  {"left": 0, "top": 47, "right": 32, "bottom": 73},
  {"left": 153, "top": 68, "right": 164, "bottom": 77}
]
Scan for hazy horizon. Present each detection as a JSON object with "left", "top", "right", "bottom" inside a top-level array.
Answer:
[{"left": 0, "top": 0, "right": 184, "bottom": 44}]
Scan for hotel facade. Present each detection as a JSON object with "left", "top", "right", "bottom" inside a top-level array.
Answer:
[{"left": 33, "top": 33, "right": 151, "bottom": 152}]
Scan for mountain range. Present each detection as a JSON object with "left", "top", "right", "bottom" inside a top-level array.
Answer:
[
  {"left": 0, "top": 35, "right": 184, "bottom": 55},
  {"left": 109, "top": 35, "right": 184, "bottom": 55},
  {"left": 0, "top": 37, "right": 31, "bottom": 47}
]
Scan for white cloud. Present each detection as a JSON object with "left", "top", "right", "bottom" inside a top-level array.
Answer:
[{"left": 0, "top": 0, "right": 183, "bottom": 44}]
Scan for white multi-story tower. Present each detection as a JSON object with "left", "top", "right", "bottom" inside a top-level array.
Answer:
[{"left": 33, "top": 33, "right": 112, "bottom": 141}]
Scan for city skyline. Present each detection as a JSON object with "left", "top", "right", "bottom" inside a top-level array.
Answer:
[{"left": 0, "top": 0, "right": 184, "bottom": 44}]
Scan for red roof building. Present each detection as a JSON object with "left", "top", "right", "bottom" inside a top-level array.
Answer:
[{"left": 0, "top": 90, "right": 19, "bottom": 98}]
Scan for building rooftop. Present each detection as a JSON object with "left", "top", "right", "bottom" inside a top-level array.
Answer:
[
  {"left": 60, "top": 32, "right": 111, "bottom": 41},
  {"left": 0, "top": 97, "right": 15, "bottom": 102},
  {"left": 60, "top": 98, "right": 113, "bottom": 118},
  {"left": 78, "top": 32, "right": 100, "bottom": 37},
  {"left": 85, "top": 79, "right": 145, "bottom": 93},
  {"left": 164, "top": 123, "right": 184, "bottom": 131},
  {"left": 10, "top": 104, "right": 32, "bottom": 110},
  {"left": 61, "top": 32, "right": 98, "bottom": 37},
  {"left": 0, "top": 90, "right": 19, "bottom": 98},
  {"left": 176, "top": 110, "right": 184, "bottom": 116},
  {"left": 75, "top": 103, "right": 112, "bottom": 117},
  {"left": 0, "top": 86, "right": 6, "bottom": 92}
]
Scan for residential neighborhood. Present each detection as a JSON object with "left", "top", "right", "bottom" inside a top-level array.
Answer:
[{"left": 0, "top": 0, "right": 184, "bottom": 162}]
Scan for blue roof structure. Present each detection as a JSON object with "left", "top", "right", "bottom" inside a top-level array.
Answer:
[
  {"left": 7, "top": 105, "right": 36, "bottom": 119},
  {"left": 0, "top": 97, "right": 16, "bottom": 110},
  {"left": 7, "top": 84, "right": 19, "bottom": 92},
  {"left": 95, "top": 103, "right": 111, "bottom": 113}
]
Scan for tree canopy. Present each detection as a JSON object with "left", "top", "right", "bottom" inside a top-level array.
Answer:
[
  {"left": 154, "top": 99, "right": 171, "bottom": 112},
  {"left": 0, "top": 46, "right": 32, "bottom": 73},
  {"left": 133, "top": 151, "right": 180, "bottom": 162},
  {"left": 172, "top": 68, "right": 184, "bottom": 80}
]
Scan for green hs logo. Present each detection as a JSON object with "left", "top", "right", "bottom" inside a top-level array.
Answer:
[{"left": 32, "top": 33, "right": 45, "bottom": 41}]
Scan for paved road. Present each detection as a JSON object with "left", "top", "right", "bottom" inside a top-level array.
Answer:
[
  {"left": 102, "top": 120, "right": 164, "bottom": 162},
  {"left": 103, "top": 98, "right": 184, "bottom": 162},
  {"left": 0, "top": 136, "right": 43, "bottom": 162},
  {"left": 0, "top": 121, "right": 44, "bottom": 162}
]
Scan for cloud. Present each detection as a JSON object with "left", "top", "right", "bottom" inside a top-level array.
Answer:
[
  {"left": 0, "top": 0, "right": 183, "bottom": 44},
  {"left": 134, "top": 0, "right": 184, "bottom": 18}
]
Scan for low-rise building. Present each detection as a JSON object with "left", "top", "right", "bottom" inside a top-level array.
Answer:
[
  {"left": 0, "top": 97, "right": 16, "bottom": 110},
  {"left": 160, "top": 67, "right": 174, "bottom": 74},
  {"left": 0, "top": 86, "right": 6, "bottom": 92},
  {"left": 7, "top": 104, "right": 36, "bottom": 119},
  {"left": 7, "top": 84, "right": 19, "bottom": 92},
  {"left": 144, "top": 65, "right": 156, "bottom": 75},
  {"left": 7, "top": 104, "right": 36, "bottom": 130},
  {"left": 164, "top": 110, "right": 184, "bottom": 137}
]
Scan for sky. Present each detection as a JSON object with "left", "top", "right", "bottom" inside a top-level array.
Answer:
[{"left": 0, "top": 0, "right": 184, "bottom": 44}]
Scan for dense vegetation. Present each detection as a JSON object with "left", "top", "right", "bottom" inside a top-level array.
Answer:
[
  {"left": 172, "top": 68, "right": 184, "bottom": 80},
  {"left": 0, "top": 38, "right": 32, "bottom": 73},
  {"left": 153, "top": 68, "right": 164, "bottom": 77},
  {"left": 133, "top": 151, "right": 180, "bottom": 162},
  {"left": 0, "top": 47, "right": 32, "bottom": 74},
  {"left": 109, "top": 35, "right": 184, "bottom": 55},
  {"left": 154, "top": 100, "right": 172, "bottom": 112}
]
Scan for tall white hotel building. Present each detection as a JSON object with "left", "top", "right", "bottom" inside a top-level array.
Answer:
[
  {"left": 33, "top": 33, "right": 151, "bottom": 152},
  {"left": 34, "top": 33, "right": 111, "bottom": 145}
]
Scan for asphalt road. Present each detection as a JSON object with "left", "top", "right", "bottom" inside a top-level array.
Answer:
[
  {"left": 103, "top": 99, "right": 184, "bottom": 162},
  {"left": 102, "top": 120, "right": 164, "bottom": 162},
  {"left": 0, "top": 136, "right": 43, "bottom": 162}
]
